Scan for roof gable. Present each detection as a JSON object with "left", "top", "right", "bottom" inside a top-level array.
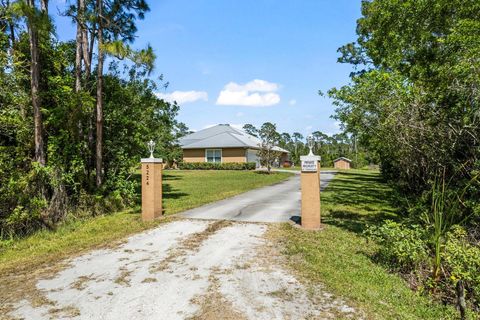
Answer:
[
  {"left": 179, "top": 124, "right": 288, "bottom": 153},
  {"left": 333, "top": 157, "right": 352, "bottom": 163}
]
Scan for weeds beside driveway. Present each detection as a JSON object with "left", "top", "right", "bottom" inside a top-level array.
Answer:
[{"left": 271, "top": 170, "right": 457, "bottom": 319}]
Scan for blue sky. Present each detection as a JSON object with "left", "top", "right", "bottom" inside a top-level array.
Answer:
[{"left": 52, "top": 0, "right": 361, "bottom": 136}]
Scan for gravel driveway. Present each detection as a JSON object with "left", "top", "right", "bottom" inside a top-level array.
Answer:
[
  {"left": 8, "top": 171, "right": 359, "bottom": 320},
  {"left": 10, "top": 219, "right": 357, "bottom": 320}
]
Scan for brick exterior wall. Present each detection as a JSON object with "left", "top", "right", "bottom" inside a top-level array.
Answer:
[{"left": 182, "top": 149, "right": 205, "bottom": 162}]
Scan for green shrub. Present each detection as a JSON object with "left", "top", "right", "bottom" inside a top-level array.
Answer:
[
  {"left": 367, "top": 221, "right": 480, "bottom": 311},
  {"left": 365, "top": 220, "right": 430, "bottom": 272},
  {"left": 444, "top": 226, "right": 480, "bottom": 308},
  {"left": 178, "top": 162, "right": 256, "bottom": 170}
]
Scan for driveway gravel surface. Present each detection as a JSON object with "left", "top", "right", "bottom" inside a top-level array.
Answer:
[
  {"left": 10, "top": 219, "right": 358, "bottom": 320},
  {"left": 8, "top": 171, "right": 359, "bottom": 320}
]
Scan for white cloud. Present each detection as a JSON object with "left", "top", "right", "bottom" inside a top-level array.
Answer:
[
  {"left": 235, "top": 112, "right": 244, "bottom": 117},
  {"left": 224, "top": 79, "right": 279, "bottom": 92},
  {"left": 155, "top": 90, "right": 208, "bottom": 104},
  {"left": 216, "top": 79, "right": 281, "bottom": 107},
  {"left": 289, "top": 99, "right": 297, "bottom": 106}
]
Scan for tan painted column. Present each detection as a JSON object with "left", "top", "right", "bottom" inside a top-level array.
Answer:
[
  {"left": 141, "top": 158, "right": 163, "bottom": 221},
  {"left": 300, "top": 155, "right": 321, "bottom": 230}
]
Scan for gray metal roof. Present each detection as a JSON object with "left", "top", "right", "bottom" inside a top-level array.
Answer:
[
  {"left": 333, "top": 157, "right": 352, "bottom": 162},
  {"left": 180, "top": 124, "right": 289, "bottom": 153}
]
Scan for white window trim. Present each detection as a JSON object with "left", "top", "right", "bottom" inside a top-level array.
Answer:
[{"left": 205, "top": 149, "right": 222, "bottom": 163}]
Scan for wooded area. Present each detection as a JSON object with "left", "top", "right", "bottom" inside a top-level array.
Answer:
[
  {"left": 0, "top": 0, "right": 187, "bottom": 237},
  {"left": 330, "top": 0, "right": 480, "bottom": 314},
  {"left": 242, "top": 122, "right": 370, "bottom": 168}
]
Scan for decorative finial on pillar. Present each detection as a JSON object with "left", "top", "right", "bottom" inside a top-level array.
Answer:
[
  {"left": 307, "top": 135, "right": 315, "bottom": 156},
  {"left": 147, "top": 140, "right": 156, "bottom": 158}
]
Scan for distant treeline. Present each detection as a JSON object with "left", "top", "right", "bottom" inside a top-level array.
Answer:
[{"left": 242, "top": 123, "right": 373, "bottom": 168}]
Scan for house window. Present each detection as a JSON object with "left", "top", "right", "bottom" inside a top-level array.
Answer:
[{"left": 205, "top": 149, "right": 222, "bottom": 163}]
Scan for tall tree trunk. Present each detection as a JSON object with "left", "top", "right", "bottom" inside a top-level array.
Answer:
[
  {"left": 82, "top": 29, "right": 91, "bottom": 80},
  {"left": 87, "top": 25, "right": 96, "bottom": 80},
  {"left": 40, "top": 0, "right": 48, "bottom": 13},
  {"left": 5, "top": 0, "right": 15, "bottom": 48},
  {"left": 95, "top": 0, "right": 104, "bottom": 187},
  {"left": 9, "top": 21, "right": 15, "bottom": 47},
  {"left": 74, "top": 2, "right": 82, "bottom": 93},
  {"left": 86, "top": 26, "right": 94, "bottom": 181},
  {"left": 79, "top": 0, "right": 91, "bottom": 82},
  {"left": 26, "top": 0, "right": 45, "bottom": 166}
]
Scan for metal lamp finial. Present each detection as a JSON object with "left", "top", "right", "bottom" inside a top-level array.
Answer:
[
  {"left": 307, "top": 135, "right": 315, "bottom": 156},
  {"left": 147, "top": 140, "right": 156, "bottom": 158}
]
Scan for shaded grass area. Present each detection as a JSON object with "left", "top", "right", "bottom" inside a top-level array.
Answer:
[
  {"left": 273, "top": 170, "right": 456, "bottom": 319},
  {"left": 0, "top": 170, "right": 291, "bottom": 276}
]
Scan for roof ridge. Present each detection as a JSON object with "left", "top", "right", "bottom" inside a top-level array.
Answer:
[
  {"left": 183, "top": 130, "right": 230, "bottom": 146},
  {"left": 226, "top": 131, "right": 259, "bottom": 148}
]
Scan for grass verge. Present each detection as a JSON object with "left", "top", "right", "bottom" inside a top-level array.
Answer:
[{"left": 271, "top": 169, "right": 457, "bottom": 319}]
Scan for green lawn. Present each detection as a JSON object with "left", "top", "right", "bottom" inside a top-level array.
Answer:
[
  {"left": 272, "top": 170, "right": 457, "bottom": 319},
  {"left": 162, "top": 170, "right": 291, "bottom": 214},
  {"left": 0, "top": 170, "right": 291, "bottom": 276}
]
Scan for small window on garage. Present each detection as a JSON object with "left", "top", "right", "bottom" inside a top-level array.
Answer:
[{"left": 205, "top": 149, "right": 222, "bottom": 163}]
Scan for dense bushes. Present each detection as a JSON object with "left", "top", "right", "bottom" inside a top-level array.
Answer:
[
  {"left": 0, "top": 36, "right": 186, "bottom": 238},
  {"left": 366, "top": 220, "right": 429, "bottom": 272},
  {"left": 178, "top": 162, "right": 256, "bottom": 170},
  {"left": 366, "top": 221, "right": 480, "bottom": 311},
  {"left": 330, "top": 0, "right": 480, "bottom": 314}
]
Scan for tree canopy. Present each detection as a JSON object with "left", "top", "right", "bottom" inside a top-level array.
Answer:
[
  {"left": 329, "top": 0, "right": 480, "bottom": 311},
  {"left": 0, "top": 0, "right": 186, "bottom": 237}
]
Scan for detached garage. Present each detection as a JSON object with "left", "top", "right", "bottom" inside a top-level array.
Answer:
[{"left": 333, "top": 157, "right": 352, "bottom": 170}]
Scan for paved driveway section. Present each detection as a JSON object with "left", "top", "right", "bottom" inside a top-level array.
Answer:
[{"left": 180, "top": 171, "right": 336, "bottom": 223}]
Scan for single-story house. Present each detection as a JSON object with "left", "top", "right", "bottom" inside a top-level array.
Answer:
[
  {"left": 179, "top": 124, "right": 289, "bottom": 167},
  {"left": 333, "top": 157, "right": 352, "bottom": 170}
]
